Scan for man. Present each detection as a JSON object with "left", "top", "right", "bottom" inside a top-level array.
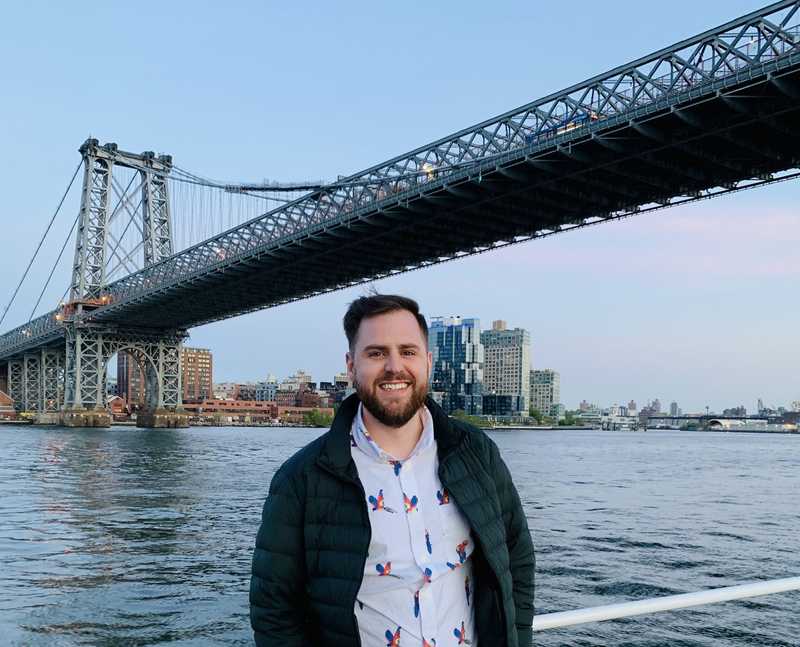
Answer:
[{"left": 250, "top": 294, "right": 534, "bottom": 646}]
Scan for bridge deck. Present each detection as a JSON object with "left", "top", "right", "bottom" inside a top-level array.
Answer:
[{"left": 94, "top": 56, "right": 800, "bottom": 329}]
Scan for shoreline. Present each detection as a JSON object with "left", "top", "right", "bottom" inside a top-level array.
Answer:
[{"left": 2, "top": 420, "right": 796, "bottom": 434}]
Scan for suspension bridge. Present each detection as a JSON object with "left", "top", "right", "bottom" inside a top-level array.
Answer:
[{"left": 1, "top": 0, "right": 799, "bottom": 426}]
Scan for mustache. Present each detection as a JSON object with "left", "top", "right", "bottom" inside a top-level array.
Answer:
[{"left": 373, "top": 372, "right": 415, "bottom": 384}]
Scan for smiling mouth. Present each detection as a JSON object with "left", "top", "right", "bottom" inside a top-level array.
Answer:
[{"left": 378, "top": 382, "right": 411, "bottom": 392}]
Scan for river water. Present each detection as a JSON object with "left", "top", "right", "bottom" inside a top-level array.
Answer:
[{"left": 0, "top": 424, "right": 798, "bottom": 646}]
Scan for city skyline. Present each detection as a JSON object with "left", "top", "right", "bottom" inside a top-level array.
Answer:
[
  {"left": 196, "top": 348, "right": 796, "bottom": 417},
  {"left": 1, "top": 1, "right": 797, "bottom": 413}
]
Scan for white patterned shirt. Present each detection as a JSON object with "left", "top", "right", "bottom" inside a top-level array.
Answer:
[{"left": 351, "top": 403, "right": 477, "bottom": 647}]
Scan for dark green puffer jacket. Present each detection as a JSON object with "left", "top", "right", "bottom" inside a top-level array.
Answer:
[{"left": 250, "top": 394, "right": 535, "bottom": 646}]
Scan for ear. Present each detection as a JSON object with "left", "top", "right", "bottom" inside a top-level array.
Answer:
[
  {"left": 426, "top": 350, "right": 432, "bottom": 378},
  {"left": 346, "top": 351, "right": 355, "bottom": 381}
]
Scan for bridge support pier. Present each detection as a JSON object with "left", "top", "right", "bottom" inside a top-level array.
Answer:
[
  {"left": 8, "top": 359, "right": 24, "bottom": 412},
  {"left": 34, "top": 412, "right": 62, "bottom": 425},
  {"left": 61, "top": 409, "right": 113, "bottom": 428},
  {"left": 41, "top": 349, "right": 65, "bottom": 414},
  {"left": 61, "top": 324, "right": 187, "bottom": 429},
  {"left": 136, "top": 408, "right": 189, "bottom": 428},
  {"left": 23, "top": 354, "right": 41, "bottom": 413}
]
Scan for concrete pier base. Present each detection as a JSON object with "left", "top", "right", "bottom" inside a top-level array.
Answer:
[
  {"left": 136, "top": 409, "right": 190, "bottom": 429},
  {"left": 61, "top": 409, "right": 113, "bottom": 428},
  {"left": 34, "top": 412, "right": 62, "bottom": 425}
]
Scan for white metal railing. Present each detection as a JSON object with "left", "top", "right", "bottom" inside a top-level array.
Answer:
[{"left": 533, "top": 576, "right": 800, "bottom": 631}]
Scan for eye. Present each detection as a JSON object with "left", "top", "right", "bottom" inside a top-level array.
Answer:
[
  {"left": 367, "top": 350, "right": 384, "bottom": 358},
  {"left": 402, "top": 350, "right": 416, "bottom": 356}
]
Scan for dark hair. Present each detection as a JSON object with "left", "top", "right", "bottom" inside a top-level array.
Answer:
[{"left": 343, "top": 294, "right": 428, "bottom": 349}]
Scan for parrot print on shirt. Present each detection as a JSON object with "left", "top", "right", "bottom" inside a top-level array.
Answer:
[
  {"left": 368, "top": 489, "right": 396, "bottom": 513},
  {"left": 351, "top": 405, "right": 475, "bottom": 647},
  {"left": 456, "top": 540, "right": 469, "bottom": 564},
  {"left": 376, "top": 561, "right": 400, "bottom": 578},
  {"left": 385, "top": 627, "right": 402, "bottom": 646},
  {"left": 453, "top": 621, "right": 472, "bottom": 644}
]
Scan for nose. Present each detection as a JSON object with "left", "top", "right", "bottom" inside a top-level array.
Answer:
[{"left": 384, "top": 349, "right": 403, "bottom": 374}]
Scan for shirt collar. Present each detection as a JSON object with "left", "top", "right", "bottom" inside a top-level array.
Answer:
[{"left": 351, "top": 402, "right": 434, "bottom": 464}]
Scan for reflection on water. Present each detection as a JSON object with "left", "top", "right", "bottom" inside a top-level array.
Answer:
[{"left": 1, "top": 425, "right": 798, "bottom": 645}]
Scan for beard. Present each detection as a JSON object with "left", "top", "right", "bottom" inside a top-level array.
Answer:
[{"left": 354, "top": 370, "right": 428, "bottom": 428}]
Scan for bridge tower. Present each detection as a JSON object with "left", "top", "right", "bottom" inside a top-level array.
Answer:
[{"left": 46, "top": 138, "right": 188, "bottom": 428}]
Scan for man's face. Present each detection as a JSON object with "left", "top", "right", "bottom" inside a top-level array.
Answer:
[{"left": 346, "top": 309, "right": 432, "bottom": 428}]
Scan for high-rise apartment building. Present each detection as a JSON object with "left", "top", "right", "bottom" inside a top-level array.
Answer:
[
  {"left": 480, "top": 320, "right": 530, "bottom": 415},
  {"left": 117, "top": 351, "right": 146, "bottom": 409},
  {"left": 181, "top": 347, "right": 213, "bottom": 403},
  {"left": 530, "top": 369, "right": 561, "bottom": 417},
  {"left": 429, "top": 316, "right": 483, "bottom": 415}
]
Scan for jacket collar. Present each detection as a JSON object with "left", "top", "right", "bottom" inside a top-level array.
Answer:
[{"left": 317, "top": 392, "right": 464, "bottom": 480}]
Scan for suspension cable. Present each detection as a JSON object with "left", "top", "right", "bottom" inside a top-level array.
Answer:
[
  {"left": 28, "top": 211, "right": 81, "bottom": 321},
  {"left": 0, "top": 159, "right": 82, "bottom": 328}
]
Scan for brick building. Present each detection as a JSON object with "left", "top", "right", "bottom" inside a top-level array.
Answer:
[
  {"left": 117, "top": 352, "right": 146, "bottom": 409},
  {"left": 181, "top": 347, "right": 213, "bottom": 403}
]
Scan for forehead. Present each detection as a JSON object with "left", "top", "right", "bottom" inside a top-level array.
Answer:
[{"left": 354, "top": 309, "right": 426, "bottom": 349}]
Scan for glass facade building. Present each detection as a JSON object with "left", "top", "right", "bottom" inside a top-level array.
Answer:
[{"left": 429, "top": 316, "right": 483, "bottom": 415}]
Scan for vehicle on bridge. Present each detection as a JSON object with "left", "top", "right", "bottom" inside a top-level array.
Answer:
[{"left": 524, "top": 110, "right": 601, "bottom": 145}]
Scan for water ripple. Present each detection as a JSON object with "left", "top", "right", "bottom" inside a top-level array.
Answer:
[{"left": 1, "top": 425, "right": 798, "bottom": 645}]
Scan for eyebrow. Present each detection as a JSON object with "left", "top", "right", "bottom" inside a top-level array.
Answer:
[{"left": 362, "top": 343, "right": 422, "bottom": 352}]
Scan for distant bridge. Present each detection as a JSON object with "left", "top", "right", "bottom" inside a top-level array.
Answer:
[{"left": 1, "top": 1, "right": 799, "bottom": 424}]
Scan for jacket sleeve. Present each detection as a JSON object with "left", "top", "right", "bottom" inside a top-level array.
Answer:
[
  {"left": 489, "top": 440, "right": 535, "bottom": 647},
  {"left": 250, "top": 466, "right": 308, "bottom": 646}
]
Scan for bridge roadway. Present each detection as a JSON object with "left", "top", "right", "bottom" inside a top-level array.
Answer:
[{"left": 2, "top": 0, "right": 800, "bottom": 361}]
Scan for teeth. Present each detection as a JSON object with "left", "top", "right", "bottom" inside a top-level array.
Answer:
[{"left": 380, "top": 383, "right": 409, "bottom": 391}]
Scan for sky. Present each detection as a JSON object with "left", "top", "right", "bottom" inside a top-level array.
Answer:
[{"left": 0, "top": 1, "right": 797, "bottom": 413}]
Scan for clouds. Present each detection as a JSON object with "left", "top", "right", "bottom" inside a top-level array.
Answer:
[{"left": 486, "top": 200, "right": 800, "bottom": 281}]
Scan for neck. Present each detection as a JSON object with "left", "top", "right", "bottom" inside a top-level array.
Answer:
[{"left": 361, "top": 405, "right": 425, "bottom": 461}]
